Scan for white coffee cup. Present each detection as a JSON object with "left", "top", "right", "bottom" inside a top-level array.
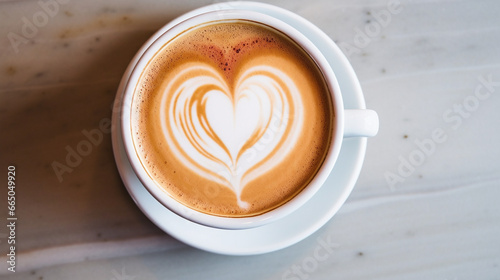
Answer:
[{"left": 120, "top": 10, "right": 378, "bottom": 229}]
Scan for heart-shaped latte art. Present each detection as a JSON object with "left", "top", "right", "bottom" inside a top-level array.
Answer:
[{"left": 160, "top": 62, "right": 304, "bottom": 208}]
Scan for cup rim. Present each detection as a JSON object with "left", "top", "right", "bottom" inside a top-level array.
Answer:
[{"left": 120, "top": 9, "right": 345, "bottom": 229}]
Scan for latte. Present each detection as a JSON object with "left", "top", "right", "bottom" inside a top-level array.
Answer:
[{"left": 131, "top": 20, "right": 333, "bottom": 217}]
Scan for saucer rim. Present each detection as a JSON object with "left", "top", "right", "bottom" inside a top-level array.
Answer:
[{"left": 111, "top": 1, "right": 367, "bottom": 255}]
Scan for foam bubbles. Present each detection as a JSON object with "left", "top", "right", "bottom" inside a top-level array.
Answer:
[{"left": 131, "top": 21, "right": 333, "bottom": 217}]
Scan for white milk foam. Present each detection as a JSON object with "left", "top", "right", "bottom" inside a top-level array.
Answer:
[
  {"left": 133, "top": 21, "right": 333, "bottom": 216},
  {"left": 160, "top": 63, "right": 304, "bottom": 208}
]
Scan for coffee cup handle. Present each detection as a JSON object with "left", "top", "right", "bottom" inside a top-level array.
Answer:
[{"left": 344, "top": 109, "right": 379, "bottom": 138}]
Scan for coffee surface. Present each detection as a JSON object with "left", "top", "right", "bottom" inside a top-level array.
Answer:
[{"left": 132, "top": 20, "right": 333, "bottom": 217}]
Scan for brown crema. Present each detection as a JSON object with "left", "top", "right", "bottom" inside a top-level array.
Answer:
[{"left": 131, "top": 20, "right": 334, "bottom": 217}]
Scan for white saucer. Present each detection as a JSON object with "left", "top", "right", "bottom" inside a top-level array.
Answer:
[{"left": 111, "top": 1, "right": 367, "bottom": 255}]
